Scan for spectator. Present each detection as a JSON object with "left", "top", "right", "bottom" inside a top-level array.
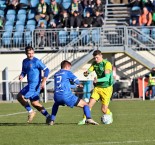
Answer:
[
  {"left": 0, "top": 16, "right": 5, "bottom": 30},
  {"left": 93, "top": 0, "right": 104, "bottom": 17},
  {"left": 82, "top": 11, "right": 93, "bottom": 28},
  {"left": 139, "top": 7, "right": 152, "bottom": 26},
  {"left": 37, "top": 22, "right": 46, "bottom": 47},
  {"left": 35, "top": 0, "right": 49, "bottom": 22},
  {"left": 92, "top": 10, "right": 103, "bottom": 27},
  {"left": 57, "top": 10, "right": 70, "bottom": 31},
  {"left": 70, "top": 0, "right": 83, "bottom": 31},
  {"left": 145, "top": 67, "right": 155, "bottom": 100},
  {"left": 130, "top": 17, "right": 139, "bottom": 26},
  {"left": 81, "top": 0, "right": 95, "bottom": 8},
  {"left": 48, "top": 0, "right": 63, "bottom": 22}
]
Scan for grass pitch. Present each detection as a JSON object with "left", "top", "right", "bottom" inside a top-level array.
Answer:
[{"left": 0, "top": 100, "right": 155, "bottom": 145}]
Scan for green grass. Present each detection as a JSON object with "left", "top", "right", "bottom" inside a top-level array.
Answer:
[{"left": 0, "top": 100, "right": 155, "bottom": 145}]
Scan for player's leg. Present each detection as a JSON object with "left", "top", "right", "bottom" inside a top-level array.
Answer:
[
  {"left": 78, "top": 87, "right": 99, "bottom": 125},
  {"left": 100, "top": 86, "right": 113, "bottom": 124},
  {"left": 77, "top": 99, "right": 99, "bottom": 125},
  {"left": 49, "top": 102, "right": 59, "bottom": 125},
  {"left": 151, "top": 86, "right": 155, "bottom": 100},
  {"left": 17, "top": 85, "right": 36, "bottom": 123},
  {"left": 30, "top": 97, "right": 51, "bottom": 124}
]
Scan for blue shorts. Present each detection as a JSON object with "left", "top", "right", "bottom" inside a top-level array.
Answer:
[
  {"left": 20, "top": 84, "right": 40, "bottom": 101},
  {"left": 54, "top": 93, "right": 80, "bottom": 108}
]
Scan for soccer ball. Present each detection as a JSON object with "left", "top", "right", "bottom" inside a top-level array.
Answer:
[{"left": 101, "top": 114, "right": 112, "bottom": 124}]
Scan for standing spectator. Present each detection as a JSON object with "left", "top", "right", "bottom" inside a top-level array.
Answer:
[
  {"left": 92, "top": 10, "right": 104, "bottom": 27},
  {"left": 139, "top": 7, "right": 152, "bottom": 26},
  {"left": 130, "top": 17, "right": 139, "bottom": 26},
  {"left": 48, "top": 0, "right": 63, "bottom": 22},
  {"left": 82, "top": 11, "right": 93, "bottom": 28},
  {"left": 35, "top": 0, "right": 49, "bottom": 22},
  {"left": 145, "top": 67, "right": 155, "bottom": 100},
  {"left": 17, "top": 46, "right": 51, "bottom": 124},
  {"left": 93, "top": 0, "right": 104, "bottom": 17},
  {"left": 37, "top": 22, "right": 46, "bottom": 47},
  {"left": 70, "top": 0, "right": 83, "bottom": 31}
]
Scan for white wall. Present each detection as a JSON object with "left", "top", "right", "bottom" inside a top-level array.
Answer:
[{"left": 0, "top": 53, "right": 47, "bottom": 81}]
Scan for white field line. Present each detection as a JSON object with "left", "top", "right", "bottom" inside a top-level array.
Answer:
[
  {"left": 0, "top": 107, "right": 52, "bottom": 117},
  {"left": 67, "top": 140, "right": 155, "bottom": 145}
]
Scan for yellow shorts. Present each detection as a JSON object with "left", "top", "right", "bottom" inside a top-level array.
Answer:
[{"left": 91, "top": 86, "right": 113, "bottom": 106}]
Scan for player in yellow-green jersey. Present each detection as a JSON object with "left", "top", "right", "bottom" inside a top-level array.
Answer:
[{"left": 78, "top": 50, "right": 114, "bottom": 125}]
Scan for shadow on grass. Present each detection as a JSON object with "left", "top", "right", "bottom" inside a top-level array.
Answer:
[
  {"left": 0, "top": 122, "right": 78, "bottom": 126},
  {"left": 0, "top": 122, "right": 46, "bottom": 126}
]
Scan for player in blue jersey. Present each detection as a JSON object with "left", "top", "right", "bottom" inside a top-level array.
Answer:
[
  {"left": 17, "top": 46, "right": 51, "bottom": 124},
  {"left": 48, "top": 60, "right": 99, "bottom": 125}
]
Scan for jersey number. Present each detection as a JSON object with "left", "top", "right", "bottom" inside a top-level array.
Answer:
[{"left": 56, "top": 76, "right": 62, "bottom": 88}]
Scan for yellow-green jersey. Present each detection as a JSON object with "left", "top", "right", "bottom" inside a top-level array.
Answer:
[{"left": 88, "top": 59, "right": 114, "bottom": 88}]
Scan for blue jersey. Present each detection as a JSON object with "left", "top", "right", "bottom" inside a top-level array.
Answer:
[
  {"left": 21, "top": 57, "right": 47, "bottom": 85},
  {"left": 54, "top": 69, "right": 80, "bottom": 96}
]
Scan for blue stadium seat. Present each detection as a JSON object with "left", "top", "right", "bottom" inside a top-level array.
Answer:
[
  {"left": 151, "top": 28, "right": 155, "bottom": 39},
  {"left": 20, "top": 0, "right": 29, "bottom": 5},
  {"left": 131, "top": 6, "right": 141, "bottom": 17},
  {"left": 27, "top": 20, "right": 36, "bottom": 26},
  {"left": 4, "top": 25, "right": 13, "bottom": 32},
  {"left": 81, "top": 29, "right": 90, "bottom": 45},
  {"left": 26, "top": 24, "right": 35, "bottom": 32},
  {"left": 6, "top": 14, "right": 16, "bottom": 22},
  {"left": 62, "top": 0, "right": 71, "bottom": 9},
  {"left": 28, "top": 13, "right": 35, "bottom": 20},
  {"left": 16, "top": 20, "right": 25, "bottom": 25},
  {"left": 0, "top": 1, "right": 6, "bottom": 10},
  {"left": 30, "top": 0, "right": 39, "bottom": 8},
  {"left": 140, "top": 27, "right": 150, "bottom": 42},
  {"left": 17, "top": 14, "right": 26, "bottom": 22},
  {"left": 13, "top": 24, "right": 24, "bottom": 46},
  {"left": 44, "top": 0, "right": 50, "bottom": 5},
  {"left": 17, "top": 9, "right": 27, "bottom": 15},
  {"left": 59, "top": 31, "right": 68, "bottom": 45},
  {"left": 2, "top": 32, "right": 12, "bottom": 46},
  {"left": 5, "top": 21, "right": 14, "bottom": 26},
  {"left": 25, "top": 25, "right": 36, "bottom": 45},
  {"left": 13, "top": 32, "right": 23, "bottom": 46},
  {"left": 70, "top": 31, "right": 78, "bottom": 41},
  {"left": 0, "top": 10, "right": 4, "bottom": 17},
  {"left": 92, "top": 29, "right": 100, "bottom": 44},
  {"left": 7, "top": 9, "right": 16, "bottom": 15}
]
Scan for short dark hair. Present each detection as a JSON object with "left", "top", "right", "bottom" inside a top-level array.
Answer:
[
  {"left": 93, "top": 50, "right": 102, "bottom": 56},
  {"left": 61, "top": 60, "right": 71, "bottom": 69},
  {"left": 25, "top": 46, "right": 34, "bottom": 53}
]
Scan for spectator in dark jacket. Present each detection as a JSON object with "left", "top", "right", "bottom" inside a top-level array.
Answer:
[
  {"left": 35, "top": 0, "right": 49, "bottom": 22},
  {"left": 70, "top": 0, "right": 83, "bottom": 31},
  {"left": 93, "top": 0, "right": 104, "bottom": 17},
  {"left": 57, "top": 10, "right": 70, "bottom": 31},
  {"left": 92, "top": 10, "right": 103, "bottom": 27},
  {"left": 48, "top": 0, "right": 63, "bottom": 22},
  {"left": 82, "top": 11, "right": 93, "bottom": 28}
]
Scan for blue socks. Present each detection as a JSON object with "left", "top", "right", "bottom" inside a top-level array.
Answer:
[
  {"left": 83, "top": 105, "right": 91, "bottom": 119},
  {"left": 41, "top": 108, "right": 50, "bottom": 118},
  {"left": 25, "top": 104, "right": 33, "bottom": 113},
  {"left": 51, "top": 103, "right": 59, "bottom": 121}
]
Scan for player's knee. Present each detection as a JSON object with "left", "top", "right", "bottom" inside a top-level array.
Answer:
[{"left": 17, "top": 93, "right": 22, "bottom": 101}]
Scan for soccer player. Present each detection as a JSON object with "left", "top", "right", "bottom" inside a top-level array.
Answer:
[
  {"left": 78, "top": 50, "right": 114, "bottom": 125},
  {"left": 17, "top": 46, "right": 51, "bottom": 124},
  {"left": 49, "top": 60, "right": 99, "bottom": 125}
]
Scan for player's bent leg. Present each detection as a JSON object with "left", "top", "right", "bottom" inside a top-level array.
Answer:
[
  {"left": 77, "top": 99, "right": 99, "bottom": 125},
  {"left": 31, "top": 100, "right": 51, "bottom": 124},
  {"left": 101, "top": 104, "right": 113, "bottom": 124},
  {"left": 17, "top": 93, "right": 29, "bottom": 106}
]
